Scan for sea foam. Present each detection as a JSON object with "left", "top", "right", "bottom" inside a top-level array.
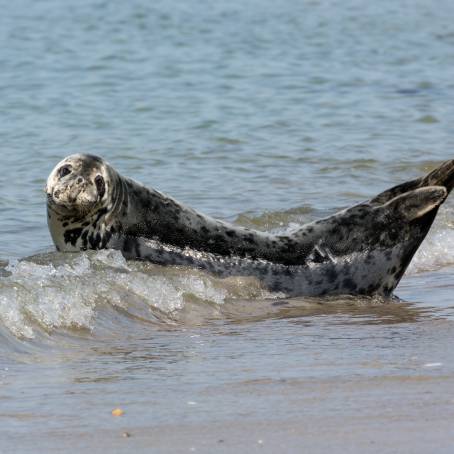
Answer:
[{"left": 0, "top": 250, "right": 274, "bottom": 338}]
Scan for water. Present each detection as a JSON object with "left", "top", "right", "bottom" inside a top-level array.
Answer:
[{"left": 1, "top": 0, "right": 454, "bottom": 452}]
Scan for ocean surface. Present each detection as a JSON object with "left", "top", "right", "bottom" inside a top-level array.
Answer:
[{"left": 1, "top": 0, "right": 454, "bottom": 452}]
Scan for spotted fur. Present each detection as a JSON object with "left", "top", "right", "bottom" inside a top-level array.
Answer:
[{"left": 46, "top": 155, "right": 454, "bottom": 297}]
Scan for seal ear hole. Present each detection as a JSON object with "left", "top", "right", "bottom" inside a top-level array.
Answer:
[
  {"left": 58, "top": 165, "right": 72, "bottom": 178},
  {"left": 95, "top": 175, "right": 105, "bottom": 199}
]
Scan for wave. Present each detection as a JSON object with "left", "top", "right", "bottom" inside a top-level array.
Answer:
[{"left": 0, "top": 250, "right": 279, "bottom": 339}]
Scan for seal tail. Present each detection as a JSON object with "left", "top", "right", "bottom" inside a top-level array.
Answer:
[
  {"left": 370, "top": 159, "right": 454, "bottom": 205},
  {"left": 420, "top": 159, "right": 454, "bottom": 194}
]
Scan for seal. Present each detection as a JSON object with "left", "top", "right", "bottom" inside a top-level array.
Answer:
[{"left": 45, "top": 154, "right": 454, "bottom": 297}]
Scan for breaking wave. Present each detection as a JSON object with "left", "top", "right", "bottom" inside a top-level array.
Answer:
[{"left": 0, "top": 250, "right": 279, "bottom": 339}]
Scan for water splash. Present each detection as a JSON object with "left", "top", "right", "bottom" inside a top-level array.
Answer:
[
  {"left": 407, "top": 205, "right": 454, "bottom": 274},
  {"left": 0, "top": 250, "right": 276, "bottom": 339}
]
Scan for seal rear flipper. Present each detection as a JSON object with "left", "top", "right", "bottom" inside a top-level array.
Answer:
[
  {"left": 370, "top": 159, "right": 454, "bottom": 205},
  {"left": 420, "top": 159, "right": 454, "bottom": 194},
  {"left": 364, "top": 185, "right": 450, "bottom": 295},
  {"left": 382, "top": 186, "right": 448, "bottom": 222}
]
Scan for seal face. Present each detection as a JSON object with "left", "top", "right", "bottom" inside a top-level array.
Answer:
[
  {"left": 46, "top": 154, "right": 120, "bottom": 252},
  {"left": 46, "top": 155, "right": 454, "bottom": 297}
]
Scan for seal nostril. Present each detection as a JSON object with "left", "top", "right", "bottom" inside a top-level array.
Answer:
[
  {"left": 77, "top": 177, "right": 83, "bottom": 184},
  {"left": 54, "top": 190, "right": 60, "bottom": 198}
]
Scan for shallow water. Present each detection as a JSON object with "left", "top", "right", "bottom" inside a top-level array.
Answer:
[{"left": 1, "top": 0, "right": 454, "bottom": 452}]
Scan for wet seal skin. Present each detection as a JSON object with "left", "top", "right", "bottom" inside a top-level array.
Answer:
[{"left": 45, "top": 154, "right": 454, "bottom": 297}]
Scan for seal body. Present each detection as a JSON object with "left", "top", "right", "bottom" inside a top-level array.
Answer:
[{"left": 46, "top": 154, "right": 454, "bottom": 297}]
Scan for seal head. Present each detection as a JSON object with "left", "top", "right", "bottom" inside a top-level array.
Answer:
[
  {"left": 46, "top": 154, "right": 122, "bottom": 252},
  {"left": 46, "top": 154, "right": 109, "bottom": 217}
]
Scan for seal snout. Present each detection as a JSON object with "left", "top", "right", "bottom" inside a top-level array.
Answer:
[{"left": 49, "top": 171, "right": 96, "bottom": 209}]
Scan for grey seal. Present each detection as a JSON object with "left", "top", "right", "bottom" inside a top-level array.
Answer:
[{"left": 45, "top": 154, "right": 454, "bottom": 297}]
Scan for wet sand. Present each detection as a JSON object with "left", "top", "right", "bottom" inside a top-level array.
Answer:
[
  {"left": 4, "top": 337, "right": 454, "bottom": 454},
  {"left": 6, "top": 397, "right": 454, "bottom": 454}
]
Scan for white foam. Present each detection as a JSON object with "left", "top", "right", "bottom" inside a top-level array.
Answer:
[
  {"left": 1, "top": 255, "right": 102, "bottom": 338},
  {"left": 0, "top": 288, "right": 34, "bottom": 339},
  {"left": 0, "top": 250, "right": 275, "bottom": 338},
  {"left": 407, "top": 206, "right": 454, "bottom": 274}
]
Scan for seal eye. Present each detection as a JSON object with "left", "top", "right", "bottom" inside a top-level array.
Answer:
[
  {"left": 95, "top": 175, "right": 105, "bottom": 199},
  {"left": 58, "top": 165, "right": 71, "bottom": 178}
]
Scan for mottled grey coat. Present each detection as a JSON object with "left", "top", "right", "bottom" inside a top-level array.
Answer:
[{"left": 46, "top": 155, "right": 454, "bottom": 297}]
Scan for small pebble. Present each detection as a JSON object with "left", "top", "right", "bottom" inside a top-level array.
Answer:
[{"left": 112, "top": 408, "right": 125, "bottom": 416}]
